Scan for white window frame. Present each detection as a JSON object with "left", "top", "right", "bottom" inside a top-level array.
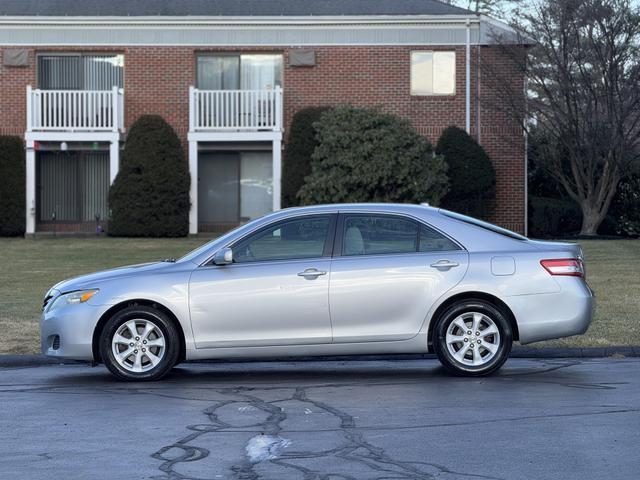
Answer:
[{"left": 410, "top": 51, "right": 456, "bottom": 96}]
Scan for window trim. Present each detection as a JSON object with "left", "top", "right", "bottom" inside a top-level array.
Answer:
[
  {"left": 205, "top": 213, "right": 337, "bottom": 266},
  {"left": 410, "top": 50, "right": 456, "bottom": 97},
  {"left": 333, "top": 212, "right": 464, "bottom": 258}
]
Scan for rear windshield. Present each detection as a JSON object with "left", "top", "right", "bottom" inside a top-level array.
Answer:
[{"left": 439, "top": 209, "right": 528, "bottom": 241}]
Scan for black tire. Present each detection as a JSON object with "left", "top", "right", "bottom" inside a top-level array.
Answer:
[
  {"left": 433, "top": 299, "right": 512, "bottom": 376},
  {"left": 99, "top": 305, "right": 180, "bottom": 381}
]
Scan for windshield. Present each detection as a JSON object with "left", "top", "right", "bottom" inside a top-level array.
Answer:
[{"left": 439, "top": 209, "right": 528, "bottom": 241}]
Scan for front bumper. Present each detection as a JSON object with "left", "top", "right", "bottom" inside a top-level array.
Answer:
[
  {"left": 40, "top": 302, "right": 107, "bottom": 361},
  {"left": 509, "top": 278, "right": 595, "bottom": 345}
]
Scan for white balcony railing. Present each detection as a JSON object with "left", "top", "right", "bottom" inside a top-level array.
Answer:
[
  {"left": 26, "top": 86, "right": 124, "bottom": 132},
  {"left": 189, "top": 86, "right": 283, "bottom": 132}
]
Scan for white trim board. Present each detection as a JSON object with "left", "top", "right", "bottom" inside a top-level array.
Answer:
[
  {"left": 25, "top": 131, "right": 122, "bottom": 142},
  {"left": 188, "top": 131, "right": 283, "bottom": 142},
  {"left": 0, "top": 23, "right": 490, "bottom": 46}
]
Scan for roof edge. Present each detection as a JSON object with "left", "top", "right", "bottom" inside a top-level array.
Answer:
[{"left": 0, "top": 14, "right": 483, "bottom": 25}]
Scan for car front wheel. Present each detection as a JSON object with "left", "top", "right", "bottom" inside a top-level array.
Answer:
[
  {"left": 100, "top": 305, "right": 180, "bottom": 381},
  {"left": 434, "top": 300, "right": 512, "bottom": 376}
]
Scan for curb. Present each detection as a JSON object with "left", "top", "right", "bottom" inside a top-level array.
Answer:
[
  {"left": 0, "top": 355, "right": 87, "bottom": 367},
  {"left": 1, "top": 346, "right": 639, "bottom": 368}
]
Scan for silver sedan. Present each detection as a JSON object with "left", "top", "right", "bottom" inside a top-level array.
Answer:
[{"left": 41, "top": 204, "right": 594, "bottom": 380}]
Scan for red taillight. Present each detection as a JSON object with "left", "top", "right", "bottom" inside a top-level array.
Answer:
[{"left": 540, "top": 258, "right": 584, "bottom": 277}]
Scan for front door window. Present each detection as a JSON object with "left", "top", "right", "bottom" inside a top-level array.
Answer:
[{"left": 233, "top": 216, "right": 333, "bottom": 263}]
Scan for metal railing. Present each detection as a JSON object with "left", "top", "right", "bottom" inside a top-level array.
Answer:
[
  {"left": 189, "top": 86, "right": 283, "bottom": 132},
  {"left": 27, "top": 86, "right": 123, "bottom": 132}
]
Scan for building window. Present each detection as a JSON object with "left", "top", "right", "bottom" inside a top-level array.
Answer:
[
  {"left": 197, "top": 54, "right": 282, "bottom": 91},
  {"left": 410, "top": 51, "right": 456, "bottom": 96},
  {"left": 37, "top": 54, "right": 124, "bottom": 90}
]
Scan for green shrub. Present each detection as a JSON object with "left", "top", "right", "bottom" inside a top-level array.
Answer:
[
  {"left": 436, "top": 126, "right": 496, "bottom": 219},
  {"left": 528, "top": 196, "right": 582, "bottom": 238},
  {"left": 282, "top": 106, "right": 330, "bottom": 208},
  {"left": 109, "top": 115, "right": 190, "bottom": 237},
  {"left": 607, "top": 175, "right": 640, "bottom": 237},
  {"left": 0, "top": 136, "right": 25, "bottom": 236},
  {"left": 297, "top": 106, "right": 448, "bottom": 205}
]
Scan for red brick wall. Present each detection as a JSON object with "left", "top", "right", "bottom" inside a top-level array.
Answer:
[
  {"left": 0, "top": 44, "right": 525, "bottom": 233},
  {"left": 0, "top": 49, "right": 36, "bottom": 137}
]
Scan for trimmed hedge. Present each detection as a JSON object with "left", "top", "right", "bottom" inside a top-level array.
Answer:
[
  {"left": 109, "top": 115, "right": 190, "bottom": 237},
  {"left": 281, "top": 106, "right": 330, "bottom": 208},
  {"left": 0, "top": 136, "right": 25, "bottom": 236},
  {"left": 528, "top": 196, "right": 582, "bottom": 238},
  {"left": 298, "top": 106, "right": 449, "bottom": 205},
  {"left": 436, "top": 126, "right": 496, "bottom": 219}
]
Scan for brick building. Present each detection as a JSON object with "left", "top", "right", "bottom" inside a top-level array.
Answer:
[{"left": 0, "top": 0, "right": 528, "bottom": 235}]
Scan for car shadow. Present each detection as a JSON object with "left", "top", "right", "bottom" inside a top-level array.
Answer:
[{"left": 40, "top": 357, "right": 607, "bottom": 389}]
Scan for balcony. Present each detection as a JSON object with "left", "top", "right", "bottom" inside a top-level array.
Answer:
[
  {"left": 26, "top": 86, "right": 124, "bottom": 133},
  {"left": 188, "top": 86, "right": 283, "bottom": 133}
]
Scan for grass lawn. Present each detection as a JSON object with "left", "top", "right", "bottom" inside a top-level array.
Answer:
[{"left": 0, "top": 237, "right": 638, "bottom": 355}]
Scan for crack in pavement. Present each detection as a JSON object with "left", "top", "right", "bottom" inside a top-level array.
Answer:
[
  {"left": 2, "top": 359, "right": 636, "bottom": 480},
  {"left": 149, "top": 384, "right": 508, "bottom": 480}
]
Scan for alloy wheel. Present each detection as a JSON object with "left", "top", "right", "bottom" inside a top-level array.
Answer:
[
  {"left": 111, "top": 319, "right": 166, "bottom": 373},
  {"left": 445, "top": 312, "right": 501, "bottom": 367}
]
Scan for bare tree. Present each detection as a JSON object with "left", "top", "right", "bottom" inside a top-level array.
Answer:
[{"left": 490, "top": 0, "right": 640, "bottom": 235}]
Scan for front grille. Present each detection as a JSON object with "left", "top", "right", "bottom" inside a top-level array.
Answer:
[{"left": 51, "top": 335, "right": 60, "bottom": 350}]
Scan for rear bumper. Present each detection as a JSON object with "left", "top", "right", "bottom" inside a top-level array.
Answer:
[
  {"left": 40, "top": 302, "right": 105, "bottom": 361},
  {"left": 508, "top": 279, "right": 595, "bottom": 345}
]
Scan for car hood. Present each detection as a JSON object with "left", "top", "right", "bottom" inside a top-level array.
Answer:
[{"left": 48, "top": 261, "right": 173, "bottom": 295}]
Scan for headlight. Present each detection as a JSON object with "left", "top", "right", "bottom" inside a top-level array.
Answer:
[{"left": 48, "top": 289, "right": 99, "bottom": 311}]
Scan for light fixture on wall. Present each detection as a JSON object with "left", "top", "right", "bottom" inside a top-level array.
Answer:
[{"left": 60, "top": 141, "right": 68, "bottom": 151}]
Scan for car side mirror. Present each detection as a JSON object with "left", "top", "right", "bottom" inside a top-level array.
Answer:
[{"left": 213, "top": 247, "right": 233, "bottom": 265}]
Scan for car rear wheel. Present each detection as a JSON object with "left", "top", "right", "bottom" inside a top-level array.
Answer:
[
  {"left": 100, "top": 305, "right": 180, "bottom": 381},
  {"left": 434, "top": 300, "right": 512, "bottom": 376}
]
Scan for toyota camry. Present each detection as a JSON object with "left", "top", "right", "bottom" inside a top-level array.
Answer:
[{"left": 41, "top": 204, "right": 594, "bottom": 380}]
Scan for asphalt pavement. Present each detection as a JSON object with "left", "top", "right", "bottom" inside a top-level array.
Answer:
[{"left": 1, "top": 357, "right": 639, "bottom": 480}]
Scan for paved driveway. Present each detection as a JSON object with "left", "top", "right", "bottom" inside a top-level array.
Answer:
[{"left": 1, "top": 358, "right": 639, "bottom": 480}]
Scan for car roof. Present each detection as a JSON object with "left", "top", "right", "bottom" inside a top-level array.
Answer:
[{"left": 276, "top": 203, "right": 439, "bottom": 216}]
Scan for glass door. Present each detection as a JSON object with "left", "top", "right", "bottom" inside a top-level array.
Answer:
[
  {"left": 196, "top": 56, "right": 240, "bottom": 90},
  {"left": 240, "top": 152, "right": 273, "bottom": 222},
  {"left": 36, "top": 151, "right": 110, "bottom": 224},
  {"left": 197, "top": 152, "right": 240, "bottom": 226},
  {"left": 197, "top": 151, "right": 273, "bottom": 229},
  {"left": 240, "top": 55, "right": 282, "bottom": 91},
  {"left": 197, "top": 54, "right": 282, "bottom": 128}
]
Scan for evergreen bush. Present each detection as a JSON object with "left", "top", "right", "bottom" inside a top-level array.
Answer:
[
  {"left": 109, "top": 115, "right": 190, "bottom": 237},
  {"left": 0, "top": 136, "right": 25, "bottom": 236}
]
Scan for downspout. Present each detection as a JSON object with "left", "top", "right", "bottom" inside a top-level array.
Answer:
[
  {"left": 523, "top": 57, "right": 529, "bottom": 236},
  {"left": 465, "top": 18, "right": 471, "bottom": 134},
  {"left": 476, "top": 23, "right": 481, "bottom": 144}
]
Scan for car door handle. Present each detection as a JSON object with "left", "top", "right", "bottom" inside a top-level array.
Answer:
[
  {"left": 430, "top": 260, "right": 460, "bottom": 270},
  {"left": 297, "top": 268, "right": 327, "bottom": 278}
]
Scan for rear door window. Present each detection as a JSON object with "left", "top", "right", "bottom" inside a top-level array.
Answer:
[{"left": 341, "top": 215, "right": 418, "bottom": 256}]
